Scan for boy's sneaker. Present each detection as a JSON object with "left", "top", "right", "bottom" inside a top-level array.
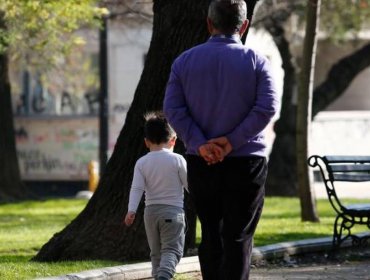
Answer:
[{"left": 156, "top": 277, "right": 170, "bottom": 280}]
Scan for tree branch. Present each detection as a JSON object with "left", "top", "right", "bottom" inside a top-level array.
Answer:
[{"left": 312, "top": 42, "right": 370, "bottom": 117}]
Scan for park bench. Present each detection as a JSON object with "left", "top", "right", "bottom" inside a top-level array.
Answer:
[{"left": 307, "top": 155, "right": 370, "bottom": 248}]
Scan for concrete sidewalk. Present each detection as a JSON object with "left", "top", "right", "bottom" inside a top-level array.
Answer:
[
  {"left": 37, "top": 234, "right": 367, "bottom": 280},
  {"left": 250, "top": 260, "right": 370, "bottom": 280}
]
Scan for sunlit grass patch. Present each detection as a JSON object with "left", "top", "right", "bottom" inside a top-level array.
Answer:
[
  {"left": 0, "top": 199, "right": 121, "bottom": 280},
  {"left": 1, "top": 197, "right": 370, "bottom": 279},
  {"left": 254, "top": 197, "right": 370, "bottom": 246}
]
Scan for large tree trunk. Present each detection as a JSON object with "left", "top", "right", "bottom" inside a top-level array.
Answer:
[
  {"left": 264, "top": 15, "right": 299, "bottom": 196},
  {"left": 0, "top": 18, "right": 29, "bottom": 201},
  {"left": 34, "top": 0, "right": 259, "bottom": 262},
  {"left": 34, "top": 0, "right": 210, "bottom": 262}
]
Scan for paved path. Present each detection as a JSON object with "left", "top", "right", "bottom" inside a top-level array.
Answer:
[
  {"left": 180, "top": 260, "right": 370, "bottom": 280},
  {"left": 145, "top": 260, "right": 370, "bottom": 279},
  {"left": 250, "top": 261, "right": 370, "bottom": 280},
  {"left": 39, "top": 236, "right": 370, "bottom": 280}
]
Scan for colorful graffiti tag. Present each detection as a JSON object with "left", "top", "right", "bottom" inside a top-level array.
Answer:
[{"left": 15, "top": 117, "right": 99, "bottom": 180}]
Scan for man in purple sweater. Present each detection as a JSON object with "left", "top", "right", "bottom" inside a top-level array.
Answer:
[{"left": 164, "top": 1, "right": 279, "bottom": 279}]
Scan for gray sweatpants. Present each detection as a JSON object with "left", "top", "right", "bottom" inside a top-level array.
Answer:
[{"left": 144, "top": 204, "right": 185, "bottom": 279}]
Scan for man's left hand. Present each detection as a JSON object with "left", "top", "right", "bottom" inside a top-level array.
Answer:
[{"left": 208, "top": 137, "right": 233, "bottom": 157}]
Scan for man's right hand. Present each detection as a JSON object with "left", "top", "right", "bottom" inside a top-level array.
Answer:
[
  {"left": 208, "top": 137, "right": 233, "bottom": 157},
  {"left": 199, "top": 143, "right": 224, "bottom": 165}
]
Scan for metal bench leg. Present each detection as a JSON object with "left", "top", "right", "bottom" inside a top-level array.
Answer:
[{"left": 333, "top": 215, "right": 343, "bottom": 248}]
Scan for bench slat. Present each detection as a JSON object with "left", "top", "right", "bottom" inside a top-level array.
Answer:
[
  {"left": 346, "top": 204, "right": 370, "bottom": 211},
  {"left": 325, "top": 156, "right": 370, "bottom": 163},
  {"left": 332, "top": 174, "right": 370, "bottom": 182},
  {"left": 329, "top": 164, "right": 370, "bottom": 172}
]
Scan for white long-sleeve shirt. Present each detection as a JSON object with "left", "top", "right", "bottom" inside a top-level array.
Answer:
[{"left": 128, "top": 148, "right": 188, "bottom": 213}]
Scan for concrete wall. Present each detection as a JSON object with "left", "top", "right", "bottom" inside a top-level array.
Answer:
[
  {"left": 107, "top": 24, "right": 152, "bottom": 155},
  {"left": 311, "top": 111, "right": 370, "bottom": 156}
]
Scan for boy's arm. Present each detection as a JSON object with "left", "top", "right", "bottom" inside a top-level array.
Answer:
[
  {"left": 127, "top": 186, "right": 144, "bottom": 214},
  {"left": 178, "top": 156, "right": 188, "bottom": 192},
  {"left": 124, "top": 162, "right": 145, "bottom": 226}
]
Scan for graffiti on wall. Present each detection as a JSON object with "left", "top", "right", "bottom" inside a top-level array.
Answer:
[{"left": 15, "top": 118, "right": 99, "bottom": 181}]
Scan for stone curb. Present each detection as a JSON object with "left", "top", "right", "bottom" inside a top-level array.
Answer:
[
  {"left": 252, "top": 236, "right": 334, "bottom": 261},
  {"left": 36, "top": 256, "right": 200, "bottom": 280},
  {"left": 36, "top": 234, "right": 367, "bottom": 280}
]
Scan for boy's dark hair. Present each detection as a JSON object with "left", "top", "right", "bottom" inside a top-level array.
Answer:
[{"left": 144, "top": 112, "right": 176, "bottom": 145}]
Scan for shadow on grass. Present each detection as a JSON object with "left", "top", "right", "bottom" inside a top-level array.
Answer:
[
  {"left": 0, "top": 213, "right": 77, "bottom": 228},
  {"left": 254, "top": 232, "right": 331, "bottom": 247},
  {"left": 0, "top": 255, "right": 32, "bottom": 263}
]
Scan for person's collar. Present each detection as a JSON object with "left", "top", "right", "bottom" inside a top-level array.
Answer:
[
  {"left": 149, "top": 147, "right": 172, "bottom": 153},
  {"left": 208, "top": 33, "right": 242, "bottom": 44}
]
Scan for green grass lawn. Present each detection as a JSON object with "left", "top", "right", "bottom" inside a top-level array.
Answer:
[
  {"left": 0, "top": 199, "right": 121, "bottom": 280},
  {"left": 1, "top": 197, "right": 369, "bottom": 279},
  {"left": 255, "top": 197, "right": 370, "bottom": 246}
]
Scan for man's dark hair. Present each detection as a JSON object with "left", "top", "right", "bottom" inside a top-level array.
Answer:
[
  {"left": 208, "top": 0, "right": 247, "bottom": 35},
  {"left": 144, "top": 112, "right": 176, "bottom": 144}
]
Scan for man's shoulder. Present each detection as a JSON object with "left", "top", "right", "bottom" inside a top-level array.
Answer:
[
  {"left": 175, "top": 42, "right": 209, "bottom": 61},
  {"left": 186, "top": 42, "right": 267, "bottom": 63},
  {"left": 245, "top": 47, "right": 269, "bottom": 62}
]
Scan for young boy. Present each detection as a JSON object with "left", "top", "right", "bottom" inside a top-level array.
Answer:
[{"left": 124, "top": 112, "right": 188, "bottom": 280}]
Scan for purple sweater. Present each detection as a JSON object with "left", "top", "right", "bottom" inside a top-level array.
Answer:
[{"left": 164, "top": 35, "right": 279, "bottom": 157}]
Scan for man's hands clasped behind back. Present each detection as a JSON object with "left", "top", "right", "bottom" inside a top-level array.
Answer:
[{"left": 198, "top": 136, "right": 233, "bottom": 165}]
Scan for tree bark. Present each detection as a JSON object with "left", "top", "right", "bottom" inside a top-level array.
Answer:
[
  {"left": 34, "top": 0, "right": 210, "bottom": 262},
  {"left": 296, "top": 0, "right": 320, "bottom": 222},
  {"left": 264, "top": 15, "right": 299, "bottom": 196},
  {"left": 0, "top": 18, "right": 29, "bottom": 202},
  {"left": 33, "top": 0, "right": 259, "bottom": 262},
  {"left": 241, "top": 0, "right": 259, "bottom": 43}
]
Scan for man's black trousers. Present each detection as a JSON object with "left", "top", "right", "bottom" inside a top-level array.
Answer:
[{"left": 187, "top": 155, "right": 267, "bottom": 280}]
